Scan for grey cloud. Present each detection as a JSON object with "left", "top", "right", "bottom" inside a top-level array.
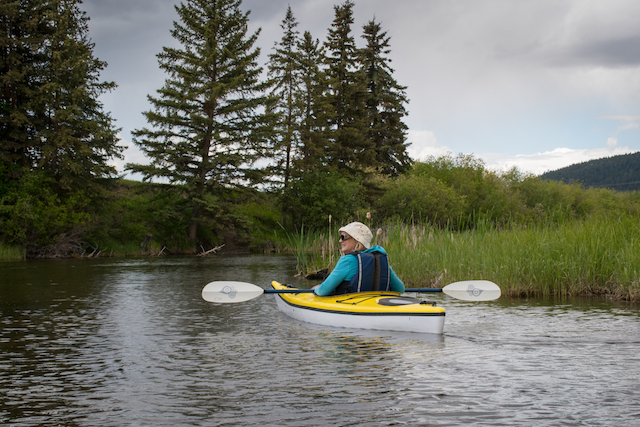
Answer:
[
  {"left": 82, "top": 0, "right": 178, "bottom": 54},
  {"left": 242, "top": 0, "right": 297, "bottom": 22},
  {"left": 564, "top": 35, "right": 640, "bottom": 68},
  {"left": 493, "top": 35, "right": 640, "bottom": 69}
]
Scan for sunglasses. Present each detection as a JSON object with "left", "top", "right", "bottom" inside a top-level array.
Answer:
[{"left": 339, "top": 234, "right": 352, "bottom": 242}]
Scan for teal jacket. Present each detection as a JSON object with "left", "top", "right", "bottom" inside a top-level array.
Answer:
[{"left": 314, "top": 245, "right": 405, "bottom": 296}]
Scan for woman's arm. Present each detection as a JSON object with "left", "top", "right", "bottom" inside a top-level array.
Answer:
[
  {"left": 314, "top": 256, "right": 354, "bottom": 296},
  {"left": 389, "top": 267, "right": 405, "bottom": 293}
]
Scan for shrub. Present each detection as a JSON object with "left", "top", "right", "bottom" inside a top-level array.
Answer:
[
  {"left": 284, "top": 171, "right": 363, "bottom": 230},
  {"left": 377, "top": 174, "right": 467, "bottom": 226}
]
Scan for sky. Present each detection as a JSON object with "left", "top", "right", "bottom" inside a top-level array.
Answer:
[{"left": 82, "top": 0, "right": 640, "bottom": 177}]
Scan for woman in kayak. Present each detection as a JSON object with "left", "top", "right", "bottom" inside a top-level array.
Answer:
[{"left": 313, "top": 221, "right": 405, "bottom": 296}]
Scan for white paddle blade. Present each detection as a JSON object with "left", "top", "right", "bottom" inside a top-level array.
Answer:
[
  {"left": 202, "top": 281, "right": 264, "bottom": 303},
  {"left": 442, "top": 280, "right": 501, "bottom": 301}
]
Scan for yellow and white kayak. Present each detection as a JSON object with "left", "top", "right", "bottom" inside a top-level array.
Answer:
[{"left": 271, "top": 281, "right": 446, "bottom": 334}]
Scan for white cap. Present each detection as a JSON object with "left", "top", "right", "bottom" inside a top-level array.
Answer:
[{"left": 339, "top": 222, "right": 373, "bottom": 249}]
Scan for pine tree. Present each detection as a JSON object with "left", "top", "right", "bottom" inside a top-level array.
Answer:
[
  {"left": 128, "top": 0, "right": 275, "bottom": 241},
  {"left": 0, "top": 0, "right": 47, "bottom": 173},
  {"left": 360, "top": 18, "right": 410, "bottom": 177},
  {"left": 277, "top": 29, "right": 331, "bottom": 227},
  {"left": 267, "top": 5, "right": 300, "bottom": 193},
  {"left": 324, "top": 0, "right": 368, "bottom": 173},
  {"left": 1, "top": 0, "right": 121, "bottom": 190},
  {"left": 37, "top": 0, "right": 122, "bottom": 191},
  {"left": 296, "top": 30, "right": 330, "bottom": 173}
]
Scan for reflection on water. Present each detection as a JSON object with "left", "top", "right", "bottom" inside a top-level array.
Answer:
[{"left": 1, "top": 255, "right": 639, "bottom": 426}]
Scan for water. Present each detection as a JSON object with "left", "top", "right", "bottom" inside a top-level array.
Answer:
[{"left": 1, "top": 255, "right": 639, "bottom": 426}]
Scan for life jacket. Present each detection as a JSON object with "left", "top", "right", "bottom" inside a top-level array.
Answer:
[{"left": 334, "top": 251, "right": 391, "bottom": 295}]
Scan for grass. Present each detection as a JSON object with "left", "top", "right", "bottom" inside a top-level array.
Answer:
[
  {"left": 280, "top": 222, "right": 338, "bottom": 277},
  {"left": 0, "top": 243, "right": 26, "bottom": 260},
  {"left": 292, "top": 215, "right": 640, "bottom": 301}
]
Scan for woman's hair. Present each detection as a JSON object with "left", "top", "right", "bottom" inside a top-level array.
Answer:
[{"left": 354, "top": 242, "right": 366, "bottom": 252}]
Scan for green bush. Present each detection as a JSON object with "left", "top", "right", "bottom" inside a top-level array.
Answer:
[
  {"left": 85, "top": 181, "right": 193, "bottom": 253},
  {"left": 0, "top": 170, "right": 90, "bottom": 247},
  {"left": 377, "top": 174, "right": 467, "bottom": 226},
  {"left": 284, "top": 171, "right": 363, "bottom": 230}
]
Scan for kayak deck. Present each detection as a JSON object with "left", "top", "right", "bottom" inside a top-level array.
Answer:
[{"left": 272, "top": 281, "right": 446, "bottom": 334}]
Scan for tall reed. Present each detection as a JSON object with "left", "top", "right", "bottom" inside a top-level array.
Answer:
[
  {"left": 295, "top": 215, "right": 640, "bottom": 301},
  {"left": 281, "top": 223, "right": 336, "bottom": 276},
  {"left": 0, "top": 243, "right": 25, "bottom": 260}
]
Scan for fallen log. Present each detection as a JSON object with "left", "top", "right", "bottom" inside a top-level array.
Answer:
[{"left": 197, "top": 244, "right": 225, "bottom": 256}]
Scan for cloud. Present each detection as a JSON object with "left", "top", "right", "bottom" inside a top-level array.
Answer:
[
  {"left": 559, "top": 36, "right": 640, "bottom": 68},
  {"left": 481, "top": 143, "right": 637, "bottom": 175},
  {"left": 600, "top": 114, "right": 640, "bottom": 143},
  {"left": 406, "top": 130, "right": 451, "bottom": 161},
  {"left": 601, "top": 115, "right": 640, "bottom": 122},
  {"left": 108, "top": 135, "right": 147, "bottom": 180},
  {"left": 406, "top": 128, "right": 638, "bottom": 175},
  {"left": 601, "top": 114, "right": 640, "bottom": 131}
]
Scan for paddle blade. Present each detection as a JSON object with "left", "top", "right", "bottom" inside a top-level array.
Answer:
[
  {"left": 202, "top": 281, "right": 264, "bottom": 303},
  {"left": 442, "top": 280, "right": 501, "bottom": 301}
]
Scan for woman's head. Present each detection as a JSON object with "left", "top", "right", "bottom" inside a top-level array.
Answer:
[{"left": 338, "top": 222, "right": 372, "bottom": 254}]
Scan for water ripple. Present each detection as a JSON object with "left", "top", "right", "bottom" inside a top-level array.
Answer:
[{"left": 1, "top": 256, "right": 639, "bottom": 426}]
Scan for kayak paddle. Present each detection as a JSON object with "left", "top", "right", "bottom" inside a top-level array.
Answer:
[{"left": 201, "top": 280, "right": 501, "bottom": 303}]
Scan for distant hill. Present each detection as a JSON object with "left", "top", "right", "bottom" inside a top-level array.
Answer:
[{"left": 539, "top": 151, "right": 640, "bottom": 191}]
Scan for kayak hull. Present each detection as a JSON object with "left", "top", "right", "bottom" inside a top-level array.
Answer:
[{"left": 272, "top": 281, "right": 445, "bottom": 334}]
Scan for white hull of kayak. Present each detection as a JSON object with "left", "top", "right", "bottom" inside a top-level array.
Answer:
[{"left": 274, "top": 294, "right": 445, "bottom": 334}]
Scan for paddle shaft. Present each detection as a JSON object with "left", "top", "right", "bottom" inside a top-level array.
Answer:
[{"left": 264, "top": 289, "right": 314, "bottom": 293}]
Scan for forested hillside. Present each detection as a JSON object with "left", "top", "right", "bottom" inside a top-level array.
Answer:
[{"left": 540, "top": 152, "right": 640, "bottom": 191}]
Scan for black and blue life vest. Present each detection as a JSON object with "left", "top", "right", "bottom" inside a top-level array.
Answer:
[{"left": 334, "top": 251, "right": 391, "bottom": 295}]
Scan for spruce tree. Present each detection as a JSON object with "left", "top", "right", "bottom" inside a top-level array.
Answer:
[
  {"left": 324, "top": 0, "right": 368, "bottom": 173},
  {"left": 0, "top": 0, "right": 47, "bottom": 173},
  {"left": 360, "top": 18, "right": 410, "bottom": 177},
  {"left": 1, "top": 0, "right": 121, "bottom": 190},
  {"left": 128, "top": 0, "right": 274, "bottom": 241},
  {"left": 296, "top": 30, "right": 330, "bottom": 173},
  {"left": 278, "top": 29, "right": 331, "bottom": 227},
  {"left": 267, "top": 5, "right": 300, "bottom": 193},
  {"left": 37, "top": 0, "right": 122, "bottom": 191}
]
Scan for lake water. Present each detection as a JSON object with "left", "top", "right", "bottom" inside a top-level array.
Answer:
[{"left": 1, "top": 255, "right": 639, "bottom": 426}]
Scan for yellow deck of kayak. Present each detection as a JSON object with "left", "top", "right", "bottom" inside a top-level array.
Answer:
[{"left": 271, "top": 281, "right": 446, "bottom": 316}]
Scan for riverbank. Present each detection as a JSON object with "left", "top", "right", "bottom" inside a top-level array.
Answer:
[
  {"left": 4, "top": 215, "right": 639, "bottom": 302},
  {"left": 290, "top": 215, "right": 640, "bottom": 302}
]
